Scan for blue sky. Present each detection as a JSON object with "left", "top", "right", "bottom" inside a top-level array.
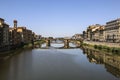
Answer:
[{"left": 1, "top": 0, "right": 120, "bottom": 37}]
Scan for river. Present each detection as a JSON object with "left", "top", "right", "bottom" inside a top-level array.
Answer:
[{"left": 0, "top": 43, "right": 120, "bottom": 80}]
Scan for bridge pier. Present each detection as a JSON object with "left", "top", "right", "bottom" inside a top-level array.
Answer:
[
  {"left": 64, "top": 39, "right": 69, "bottom": 48},
  {"left": 46, "top": 39, "right": 51, "bottom": 47}
]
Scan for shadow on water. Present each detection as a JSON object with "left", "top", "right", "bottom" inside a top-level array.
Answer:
[
  {"left": 0, "top": 48, "right": 33, "bottom": 63},
  {"left": 82, "top": 47, "right": 120, "bottom": 78}
]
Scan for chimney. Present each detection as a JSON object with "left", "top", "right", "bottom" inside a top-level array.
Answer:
[{"left": 14, "top": 20, "right": 17, "bottom": 28}]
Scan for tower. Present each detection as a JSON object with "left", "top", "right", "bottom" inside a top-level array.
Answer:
[{"left": 14, "top": 20, "right": 17, "bottom": 28}]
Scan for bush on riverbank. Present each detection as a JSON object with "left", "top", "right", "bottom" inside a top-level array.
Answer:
[
  {"left": 82, "top": 43, "right": 93, "bottom": 47},
  {"left": 93, "top": 45, "right": 120, "bottom": 54},
  {"left": 34, "top": 40, "right": 45, "bottom": 45},
  {"left": 23, "top": 40, "right": 46, "bottom": 48}
]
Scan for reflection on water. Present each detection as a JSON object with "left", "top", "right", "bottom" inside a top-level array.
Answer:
[
  {"left": 41, "top": 43, "right": 46, "bottom": 48},
  {"left": 0, "top": 45, "right": 120, "bottom": 80},
  {"left": 51, "top": 43, "right": 64, "bottom": 48},
  {"left": 41, "top": 43, "right": 76, "bottom": 48},
  {"left": 83, "top": 48, "right": 120, "bottom": 78}
]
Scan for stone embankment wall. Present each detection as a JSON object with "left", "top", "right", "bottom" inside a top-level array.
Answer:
[{"left": 84, "top": 41, "right": 120, "bottom": 48}]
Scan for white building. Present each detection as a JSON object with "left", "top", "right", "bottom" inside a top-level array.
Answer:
[{"left": 105, "top": 18, "right": 120, "bottom": 43}]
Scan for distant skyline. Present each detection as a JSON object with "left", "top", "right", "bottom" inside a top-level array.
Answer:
[{"left": 1, "top": 0, "right": 120, "bottom": 37}]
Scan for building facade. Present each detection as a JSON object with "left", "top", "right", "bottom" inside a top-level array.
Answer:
[
  {"left": 17, "top": 27, "right": 33, "bottom": 44},
  {"left": 9, "top": 20, "right": 22, "bottom": 48},
  {"left": 26, "top": 29, "right": 33, "bottom": 43},
  {"left": 83, "top": 31, "right": 87, "bottom": 40},
  {"left": 105, "top": 18, "right": 120, "bottom": 43},
  {"left": 17, "top": 27, "right": 27, "bottom": 44},
  {"left": 9, "top": 20, "right": 33, "bottom": 46},
  {"left": 0, "top": 18, "right": 9, "bottom": 50},
  {"left": 83, "top": 24, "right": 105, "bottom": 41},
  {"left": 92, "top": 26, "right": 105, "bottom": 41},
  {"left": 72, "top": 34, "right": 83, "bottom": 40},
  {"left": 86, "top": 24, "right": 101, "bottom": 41}
]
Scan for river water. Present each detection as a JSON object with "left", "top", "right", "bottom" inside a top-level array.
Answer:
[{"left": 0, "top": 43, "right": 120, "bottom": 80}]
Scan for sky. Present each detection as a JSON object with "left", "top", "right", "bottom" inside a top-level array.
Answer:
[{"left": 0, "top": 0, "right": 120, "bottom": 37}]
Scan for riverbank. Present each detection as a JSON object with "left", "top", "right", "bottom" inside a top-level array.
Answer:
[
  {"left": 0, "top": 48, "right": 24, "bottom": 61},
  {"left": 84, "top": 41, "right": 120, "bottom": 48},
  {"left": 83, "top": 41, "right": 120, "bottom": 55},
  {"left": 0, "top": 43, "right": 33, "bottom": 61},
  {"left": 0, "top": 40, "right": 45, "bottom": 61}
]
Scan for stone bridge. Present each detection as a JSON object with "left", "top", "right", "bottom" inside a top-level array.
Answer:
[{"left": 45, "top": 38, "right": 83, "bottom": 48}]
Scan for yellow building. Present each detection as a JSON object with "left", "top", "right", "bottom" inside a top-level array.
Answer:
[
  {"left": 85, "top": 24, "right": 105, "bottom": 41},
  {"left": 92, "top": 26, "right": 105, "bottom": 41},
  {"left": 86, "top": 24, "right": 101, "bottom": 41},
  {"left": 17, "top": 27, "right": 33, "bottom": 44}
]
